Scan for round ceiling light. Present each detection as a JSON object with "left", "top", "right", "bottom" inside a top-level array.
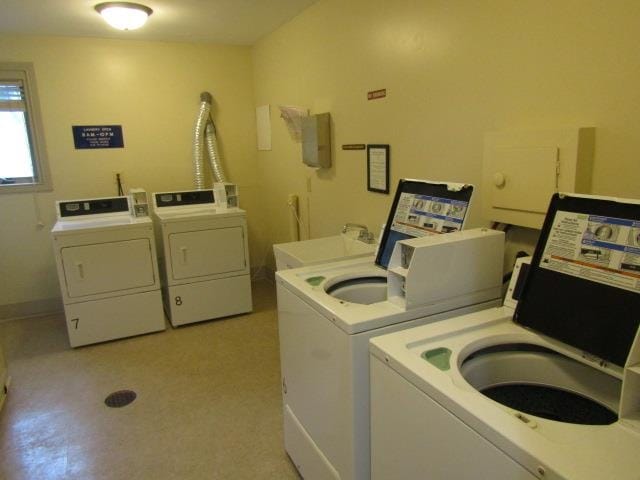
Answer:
[{"left": 95, "top": 2, "right": 153, "bottom": 31}]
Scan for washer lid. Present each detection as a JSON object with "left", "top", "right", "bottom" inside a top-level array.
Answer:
[
  {"left": 375, "top": 179, "right": 474, "bottom": 269},
  {"left": 514, "top": 193, "right": 640, "bottom": 367}
]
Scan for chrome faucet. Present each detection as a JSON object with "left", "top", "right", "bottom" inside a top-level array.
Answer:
[{"left": 342, "top": 223, "right": 375, "bottom": 243}]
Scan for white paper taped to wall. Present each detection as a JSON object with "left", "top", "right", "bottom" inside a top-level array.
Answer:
[
  {"left": 279, "top": 106, "right": 308, "bottom": 142},
  {"left": 256, "top": 105, "right": 271, "bottom": 151}
]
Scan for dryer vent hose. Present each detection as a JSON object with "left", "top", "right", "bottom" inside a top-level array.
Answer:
[{"left": 192, "top": 91, "right": 227, "bottom": 189}]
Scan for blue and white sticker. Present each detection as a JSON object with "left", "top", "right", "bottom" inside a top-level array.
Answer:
[
  {"left": 391, "top": 192, "right": 469, "bottom": 237},
  {"left": 540, "top": 211, "right": 640, "bottom": 293}
]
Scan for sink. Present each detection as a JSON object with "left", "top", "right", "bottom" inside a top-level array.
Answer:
[{"left": 274, "top": 234, "right": 377, "bottom": 270}]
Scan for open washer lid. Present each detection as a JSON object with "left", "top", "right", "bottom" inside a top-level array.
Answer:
[
  {"left": 514, "top": 193, "right": 640, "bottom": 367},
  {"left": 375, "top": 179, "right": 474, "bottom": 269}
]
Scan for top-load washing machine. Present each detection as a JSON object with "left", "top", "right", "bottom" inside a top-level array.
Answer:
[
  {"left": 276, "top": 179, "right": 506, "bottom": 480},
  {"left": 51, "top": 195, "right": 165, "bottom": 347},
  {"left": 370, "top": 193, "right": 640, "bottom": 480},
  {"left": 152, "top": 189, "right": 252, "bottom": 327}
]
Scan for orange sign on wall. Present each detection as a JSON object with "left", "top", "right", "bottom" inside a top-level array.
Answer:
[{"left": 367, "top": 89, "right": 387, "bottom": 100}]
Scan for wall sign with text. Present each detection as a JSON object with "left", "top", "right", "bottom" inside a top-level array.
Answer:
[
  {"left": 367, "top": 144, "right": 390, "bottom": 194},
  {"left": 367, "top": 89, "right": 387, "bottom": 100},
  {"left": 72, "top": 125, "right": 124, "bottom": 149}
]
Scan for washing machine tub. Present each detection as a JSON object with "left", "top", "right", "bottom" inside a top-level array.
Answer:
[
  {"left": 324, "top": 276, "right": 387, "bottom": 305},
  {"left": 459, "top": 343, "right": 620, "bottom": 425}
]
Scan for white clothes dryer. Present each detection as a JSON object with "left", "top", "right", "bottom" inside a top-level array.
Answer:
[
  {"left": 51, "top": 196, "right": 165, "bottom": 347},
  {"left": 276, "top": 179, "right": 506, "bottom": 480},
  {"left": 370, "top": 193, "right": 640, "bottom": 480},
  {"left": 152, "top": 189, "right": 252, "bottom": 327}
]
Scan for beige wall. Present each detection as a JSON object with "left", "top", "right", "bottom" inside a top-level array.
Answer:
[
  {"left": 0, "top": 35, "right": 260, "bottom": 315},
  {"left": 5, "top": 0, "right": 640, "bottom": 315},
  {"left": 252, "top": 0, "right": 640, "bottom": 270}
]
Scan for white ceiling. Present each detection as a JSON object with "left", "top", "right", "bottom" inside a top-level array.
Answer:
[{"left": 0, "top": 0, "right": 317, "bottom": 45}]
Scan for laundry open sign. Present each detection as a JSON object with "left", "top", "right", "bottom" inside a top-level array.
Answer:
[{"left": 73, "top": 125, "right": 124, "bottom": 149}]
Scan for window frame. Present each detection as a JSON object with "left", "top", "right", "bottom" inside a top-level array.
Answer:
[{"left": 0, "top": 62, "right": 52, "bottom": 193}]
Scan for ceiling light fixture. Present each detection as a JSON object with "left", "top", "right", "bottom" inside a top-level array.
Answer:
[{"left": 95, "top": 2, "right": 153, "bottom": 31}]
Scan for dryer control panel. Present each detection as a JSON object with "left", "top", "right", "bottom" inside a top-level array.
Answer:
[
  {"left": 153, "top": 190, "right": 215, "bottom": 209},
  {"left": 57, "top": 196, "right": 129, "bottom": 219}
]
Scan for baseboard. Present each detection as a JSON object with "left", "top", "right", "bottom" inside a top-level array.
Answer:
[{"left": 0, "top": 297, "right": 63, "bottom": 322}]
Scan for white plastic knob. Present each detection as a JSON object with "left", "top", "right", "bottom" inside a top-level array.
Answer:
[{"left": 493, "top": 172, "right": 506, "bottom": 188}]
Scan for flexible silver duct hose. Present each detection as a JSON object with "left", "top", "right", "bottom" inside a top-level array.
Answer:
[
  {"left": 205, "top": 119, "right": 227, "bottom": 183},
  {"left": 192, "top": 91, "right": 228, "bottom": 188},
  {"left": 192, "top": 96, "right": 210, "bottom": 190}
]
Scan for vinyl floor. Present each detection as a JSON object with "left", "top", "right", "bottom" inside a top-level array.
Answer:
[{"left": 0, "top": 280, "right": 299, "bottom": 480}]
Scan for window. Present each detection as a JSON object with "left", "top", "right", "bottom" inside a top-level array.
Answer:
[{"left": 0, "top": 63, "right": 51, "bottom": 192}]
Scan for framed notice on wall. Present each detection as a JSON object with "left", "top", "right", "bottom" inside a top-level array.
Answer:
[
  {"left": 72, "top": 125, "right": 124, "bottom": 149},
  {"left": 367, "top": 144, "right": 390, "bottom": 194}
]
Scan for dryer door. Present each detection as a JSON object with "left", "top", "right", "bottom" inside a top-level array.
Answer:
[
  {"left": 61, "top": 238, "right": 156, "bottom": 298},
  {"left": 168, "top": 226, "right": 247, "bottom": 280}
]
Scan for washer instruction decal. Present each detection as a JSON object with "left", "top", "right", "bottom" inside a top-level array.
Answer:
[
  {"left": 391, "top": 193, "right": 468, "bottom": 237},
  {"left": 540, "top": 210, "right": 640, "bottom": 293}
]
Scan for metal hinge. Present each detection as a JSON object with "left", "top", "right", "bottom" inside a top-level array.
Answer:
[{"left": 581, "top": 351, "right": 607, "bottom": 368}]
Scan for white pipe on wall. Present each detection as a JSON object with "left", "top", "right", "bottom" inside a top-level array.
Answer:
[
  {"left": 287, "top": 194, "right": 300, "bottom": 242},
  {"left": 193, "top": 91, "right": 228, "bottom": 188},
  {"left": 192, "top": 95, "right": 211, "bottom": 190}
]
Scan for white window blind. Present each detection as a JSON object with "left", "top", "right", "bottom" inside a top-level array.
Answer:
[
  {"left": 0, "top": 63, "right": 51, "bottom": 191},
  {"left": 0, "top": 81, "right": 26, "bottom": 111}
]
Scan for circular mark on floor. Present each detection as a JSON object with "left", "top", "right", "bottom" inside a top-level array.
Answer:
[{"left": 104, "top": 389, "right": 137, "bottom": 408}]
